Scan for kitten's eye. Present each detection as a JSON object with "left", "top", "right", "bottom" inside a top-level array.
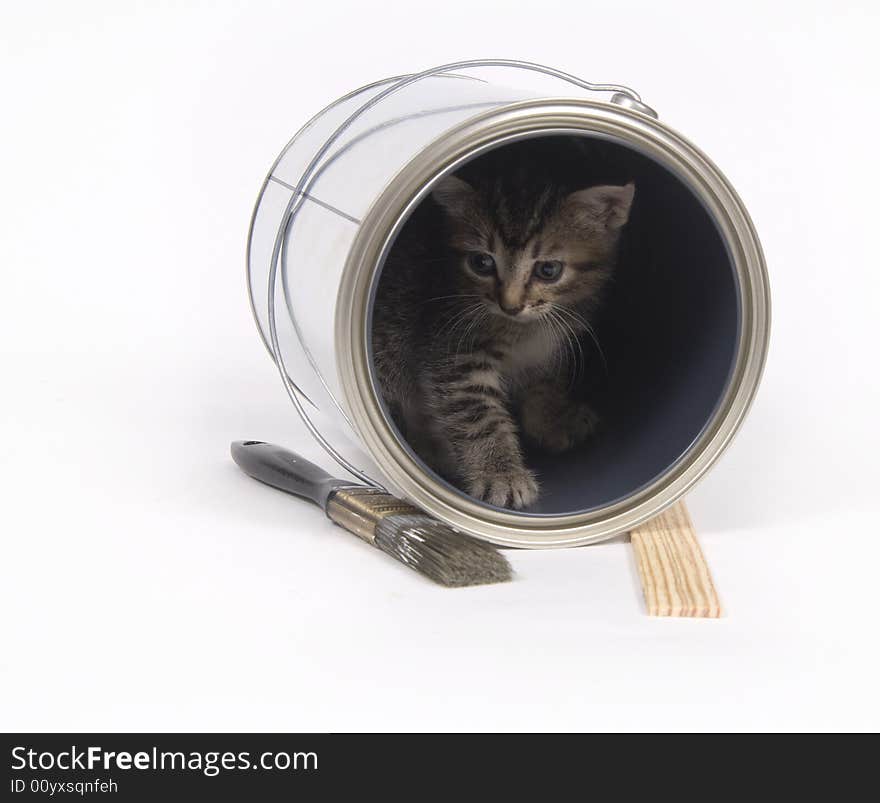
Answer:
[
  {"left": 466, "top": 252, "right": 496, "bottom": 276},
  {"left": 533, "top": 260, "right": 564, "bottom": 282}
]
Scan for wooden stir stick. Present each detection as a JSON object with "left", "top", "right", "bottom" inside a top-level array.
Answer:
[{"left": 629, "top": 500, "right": 722, "bottom": 618}]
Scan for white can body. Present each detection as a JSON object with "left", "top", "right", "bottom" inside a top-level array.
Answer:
[{"left": 249, "top": 75, "right": 538, "bottom": 438}]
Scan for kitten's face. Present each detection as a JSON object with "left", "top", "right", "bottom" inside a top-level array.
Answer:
[{"left": 432, "top": 175, "right": 635, "bottom": 324}]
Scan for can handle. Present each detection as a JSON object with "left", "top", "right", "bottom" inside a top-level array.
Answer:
[{"left": 263, "top": 60, "right": 650, "bottom": 488}]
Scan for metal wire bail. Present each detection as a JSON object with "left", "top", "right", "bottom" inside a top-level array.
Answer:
[{"left": 252, "top": 59, "right": 645, "bottom": 486}]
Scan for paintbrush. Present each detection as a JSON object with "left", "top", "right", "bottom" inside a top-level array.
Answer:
[{"left": 231, "top": 441, "right": 512, "bottom": 587}]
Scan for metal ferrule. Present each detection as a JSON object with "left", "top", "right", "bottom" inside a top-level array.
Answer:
[{"left": 325, "top": 488, "right": 424, "bottom": 545}]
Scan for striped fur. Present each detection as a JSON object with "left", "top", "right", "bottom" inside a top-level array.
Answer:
[{"left": 372, "top": 156, "right": 634, "bottom": 509}]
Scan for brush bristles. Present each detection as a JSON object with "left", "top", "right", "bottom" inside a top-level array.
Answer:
[{"left": 374, "top": 514, "right": 512, "bottom": 587}]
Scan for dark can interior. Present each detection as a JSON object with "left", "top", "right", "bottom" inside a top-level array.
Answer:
[{"left": 368, "top": 134, "right": 740, "bottom": 515}]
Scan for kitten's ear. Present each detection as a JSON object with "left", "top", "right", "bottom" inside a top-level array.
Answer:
[
  {"left": 432, "top": 174, "right": 476, "bottom": 218},
  {"left": 566, "top": 182, "right": 635, "bottom": 229}
]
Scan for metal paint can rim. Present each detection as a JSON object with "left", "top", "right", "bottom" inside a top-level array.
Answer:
[{"left": 336, "top": 97, "right": 770, "bottom": 548}]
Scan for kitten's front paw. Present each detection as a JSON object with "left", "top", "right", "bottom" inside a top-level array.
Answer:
[
  {"left": 521, "top": 396, "right": 600, "bottom": 453},
  {"left": 469, "top": 466, "right": 539, "bottom": 510}
]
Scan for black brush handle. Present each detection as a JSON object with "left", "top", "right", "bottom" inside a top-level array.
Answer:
[{"left": 230, "top": 441, "right": 354, "bottom": 510}]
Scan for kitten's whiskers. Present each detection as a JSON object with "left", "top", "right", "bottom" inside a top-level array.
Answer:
[
  {"left": 552, "top": 304, "right": 608, "bottom": 376},
  {"left": 435, "top": 302, "right": 483, "bottom": 345},
  {"left": 420, "top": 293, "right": 483, "bottom": 306},
  {"left": 546, "top": 307, "right": 582, "bottom": 388},
  {"left": 454, "top": 307, "right": 489, "bottom": 359}
]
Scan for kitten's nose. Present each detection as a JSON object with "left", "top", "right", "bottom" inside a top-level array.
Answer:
[{"left": 500, "top": 302, "right": 524, "bottom": 316}]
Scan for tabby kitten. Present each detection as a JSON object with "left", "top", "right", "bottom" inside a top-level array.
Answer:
[{"left": 372, "top": 164, "right": 635, "bottom": 509}]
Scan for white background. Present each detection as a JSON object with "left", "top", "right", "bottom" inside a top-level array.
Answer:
[{"left": 2, "top": 1, "right": 878, "bottom": 732}]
